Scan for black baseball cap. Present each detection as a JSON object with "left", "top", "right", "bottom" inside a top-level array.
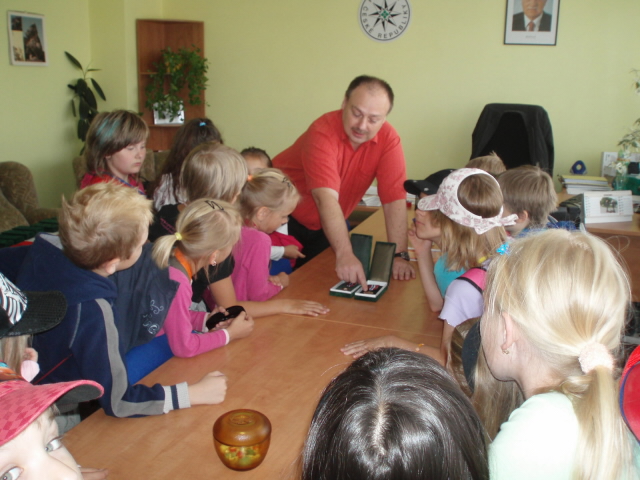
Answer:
[
  {"left": 0, "top": 273, "right": 66, "bottom": 338},
  {"left": 404, "top": 169, "right": 456, "bottom": 197}
]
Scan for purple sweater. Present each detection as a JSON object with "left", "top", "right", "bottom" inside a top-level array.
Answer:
[
  {"left": 158, "top": 267, "right": 228, "bottom": 358},
  {"left": 231, "top": 227, "right": 283, "bottom": 301}
]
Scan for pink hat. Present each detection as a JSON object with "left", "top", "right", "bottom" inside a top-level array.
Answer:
[
  {"left": 417, "top": 168, "right": 518, "bottom": 234},
  {"left": 0, "top": 363, "right": 103, "bottom": 446}
]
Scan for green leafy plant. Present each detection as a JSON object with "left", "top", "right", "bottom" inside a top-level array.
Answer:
[
  {"left": 618, "top": 69, "right": 640, "bottom": 155},
  {"left": 144, "top": 46, "right": 208, "bottom": 122},
  {"left": 65, "top": 51, "right": 106, "bottom": 145}
]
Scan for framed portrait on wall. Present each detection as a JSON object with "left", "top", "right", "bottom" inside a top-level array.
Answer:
[
  {"left": 7, "top": 11, "right": 48, "bottom": 66},
  {"left": 504, "top": 0, "right": 560, "bottom": 46}
]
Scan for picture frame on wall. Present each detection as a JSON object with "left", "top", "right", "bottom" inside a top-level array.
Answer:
[
  {"left": 7, "top": 11, "right": 48, "bottom": 66},
  {"left": 504, "top": 0, "right": 559, "bottom": 46}
]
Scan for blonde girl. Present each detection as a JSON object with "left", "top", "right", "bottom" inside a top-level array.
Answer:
[
  {"left": 342, "top": 168, "right": 516, "bottom": 364},
  {"left": 81, "top": 110, "right": 149, "bottom": 194},
  {"left": 232, "top": 168, "right": 301, "bottom": 301},
  {"left": 152, "top": 198, "right": 254, "bottom": 358},
  {"left": 479, "top": 229, "right": 638, "bottom": 480},
  {"left": 148, "top": 143, "right": 328, "bottom": 318}
]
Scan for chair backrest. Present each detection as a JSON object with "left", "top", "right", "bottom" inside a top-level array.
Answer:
[{"left": 471, "top": 103, "right": 554, "bottom": 175}]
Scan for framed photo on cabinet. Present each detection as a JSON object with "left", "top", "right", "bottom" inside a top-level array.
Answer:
[{"left": 504, "top": 0, "right": 559, "bottom": 46}]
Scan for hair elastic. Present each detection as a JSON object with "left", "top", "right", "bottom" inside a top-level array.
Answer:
[
  {"left": 578, "top": 343, "right": 614, "bottom": 374},
  {"left": 199, "top": 121, "right": 206, "bottom": 127},
  {"left": 175, "top": 232, "right": 183, "bottom": 241},
  {"left": 247, "top": 175, "right": 253, "bottom": 182}
]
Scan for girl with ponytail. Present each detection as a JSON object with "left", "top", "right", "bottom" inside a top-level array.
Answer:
[
  {"left": 479, "top": 229, "right": 638, "bottom": 479},
  {"left": 152, "top": 198, "right": 254, "bottom": 358}
]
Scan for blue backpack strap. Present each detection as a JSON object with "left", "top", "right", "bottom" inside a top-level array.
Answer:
[{"left": 457, "top": 267, "right": 487, "bottom": 294}]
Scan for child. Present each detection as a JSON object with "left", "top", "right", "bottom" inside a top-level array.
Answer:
[
  {"left": 241, "top": 148, "right": 304, "bottom": 274},
  {"left": 342, "top": 169, "right": 516, "bottom": 365},
  {"left": 153, "top": 117, "right": 223, "bottom": 211},
  {"left": 8, "top": 183, "right": 227, "bottom": 418},
  {"left": 150, "top": 143, "right": 329, "bottom": 318},
  {"left": 479, "top": 229, "right": 639, "bottom": 479},
  {"left": 233, "top": 169, "right": 301, "bottom": 301},
  {"left": 0, "top": 272, "right": 66, "bottom": 381},
  {"left": 465, "top": 152, "right": 506, "bottom": 176},
  {"left": 0, "top": 274, "right": 109, "bottom": 480},
  {"left": 0, "top": 364, "right": 104, "bottom": 480},
  {"left": 241, "top": 146, "right": 272, "bottom": 174},
  {"left": 301, "top": 348, "right": 489, "bottom": 480},
  {"left": 80, "top": 110, "right": 148, "bottom": 195},
  {"left": 497, "top": 165, "right": 558, "bottom": 236},
  {"left": 152, "top": 198, "right": 254, "bottom": 358}
]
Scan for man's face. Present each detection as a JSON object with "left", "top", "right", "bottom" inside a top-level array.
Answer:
[
  {"left": 341, "top": 85, "right": 391, "bottom": 150},
  {"left": 521, "top": 0, "right": 547, "bottom": 20}
]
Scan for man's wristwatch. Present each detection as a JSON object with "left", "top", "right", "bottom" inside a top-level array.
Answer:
[{"left": 394, "top": 251, "right": 410, "bottom": 261}]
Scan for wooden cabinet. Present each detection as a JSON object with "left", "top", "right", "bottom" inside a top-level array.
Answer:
[{"left": 136, "top": 19, "right": 205, "bottom": 151}]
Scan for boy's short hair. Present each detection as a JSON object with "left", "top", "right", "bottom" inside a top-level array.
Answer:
[
  {"left": 241, "top": 147, "right": 272, "bottom": 168},
  {"left": 498, "top": 165, "right": 557, "bottom": 228},
  {"left": 466, "top": 153, "right": 506, "bottom": 176},
  {"left": 59, "top": 183, "right": 153, "bottom": 270}
]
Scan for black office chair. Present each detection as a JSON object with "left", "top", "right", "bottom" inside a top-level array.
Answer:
[{"left": 470, "top": 103, "right": 554, "bottom": 176}]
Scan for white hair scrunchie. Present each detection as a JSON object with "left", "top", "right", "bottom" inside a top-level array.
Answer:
[{"left": 578, "top": 343, "right": 614, "bottom": 374}]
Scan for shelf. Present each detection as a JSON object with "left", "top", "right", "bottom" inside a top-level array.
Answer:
[{"left": 136, "top": 19, "right": 205, "bottom": 151}]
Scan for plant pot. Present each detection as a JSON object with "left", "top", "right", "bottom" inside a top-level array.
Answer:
[{"left": 152, "top": 100, "right": 184, "bottom": 125}]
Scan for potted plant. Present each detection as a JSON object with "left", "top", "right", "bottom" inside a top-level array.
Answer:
[
  {"left": 144, "top": 46, "right": 208, "bottom": 124},
  {"left": 615, "top": 69, "right": 640, "bottom": 189},
  {"left": 65, "top": 51, "right": 106, "bottom": 149}
]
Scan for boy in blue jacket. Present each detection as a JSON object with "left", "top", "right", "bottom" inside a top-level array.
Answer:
[{"left": 6, "top": 183, "right": 227, "bottom": 418}]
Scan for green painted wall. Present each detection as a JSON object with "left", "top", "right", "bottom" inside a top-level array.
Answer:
[
  {"left": 1, "top": 0, "right": 640, "bottom": 207},
  {"left": 164, "top": 0, "right": 640, "bottom": 187}
]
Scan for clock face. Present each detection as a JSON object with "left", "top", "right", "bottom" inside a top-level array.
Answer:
[{"left": 359, "top": 0, "right": 411, "bottom": 42}]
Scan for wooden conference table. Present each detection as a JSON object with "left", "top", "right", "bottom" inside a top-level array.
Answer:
[{"left": 65, "top": 210, "right": 440, "bottom": 479}]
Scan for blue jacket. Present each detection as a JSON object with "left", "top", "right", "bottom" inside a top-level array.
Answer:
[{"left": 5, "top": 234, "right": 189, "bottom": 417}]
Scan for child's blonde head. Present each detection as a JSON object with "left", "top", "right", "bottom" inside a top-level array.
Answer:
[
  {"left": 180, "top": 142, "right": 248, "bottom": 202},
  {"left": 152, "top": 199, "right": 242, "bottom": 269},
  {"left": 85, "top": 110, "right": 148, "bottom": 174},
  {"left": 429, "top": 172, "right": 507, "bottom": 270},
  {"left": 482, "top": 229, "right": 634, "bottom": 479},
  {"left": 498, "top": 165, "right": 557, "bottom": 229},
  {"left": 59, "top": 183, "right": 153, "bottom": 270},
  {"left": 465, "top": 153, "right": 506, "bottom": 176},
  {"left": 238, "top": 168, "right": 300, "bottom": 221}
]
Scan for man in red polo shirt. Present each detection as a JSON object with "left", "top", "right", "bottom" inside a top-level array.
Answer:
[{"left": 273, "top": 75, "right": 415, "bottom": 288}]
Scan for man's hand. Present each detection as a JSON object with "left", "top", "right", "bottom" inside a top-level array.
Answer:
[
  {"left": 336, "top": 251, "right": 368, "bottom": 290},
  {"left": 392, "top": 257, "right": 415, "bottom": 280}
]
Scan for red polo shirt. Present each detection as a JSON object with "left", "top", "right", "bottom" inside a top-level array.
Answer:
[{"left": 273, "top": 110, "right": 406, "bottom": 230}]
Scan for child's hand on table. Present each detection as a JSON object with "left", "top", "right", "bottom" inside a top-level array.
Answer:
[
  {"left": 226, "top": 311, "right": 254, "bottom": 341},
  {"left": 283, "top": 245, "right": 305, "bottom": 259},
  {"left": 188, "top": 371, "right": 228, "bottom": 405},
  {"left": 340, "top": 336, "right": 396, "bottom": 359},
  {"left": 281, "top": 299, "right": 330, "bottom": 317},
  {"left": 268, "top": 272, "right": 290, "bottom": 288}
]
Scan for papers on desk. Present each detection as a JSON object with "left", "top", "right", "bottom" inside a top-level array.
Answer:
[
  {"left": 559, "top": 174, "right": 611, "bottom": 194},
  {"left": 358, "top": 186, "right": 416, "bottom": 207},
  {"left": 359, "top": 186, "right": 381, "bottom": 206}
]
